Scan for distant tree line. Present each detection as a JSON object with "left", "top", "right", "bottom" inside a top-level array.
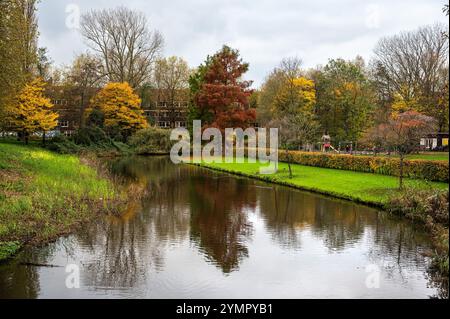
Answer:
[{"left": 255, "top": 23, "right": 448, "bottom": 151}]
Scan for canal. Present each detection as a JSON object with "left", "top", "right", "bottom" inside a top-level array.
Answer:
[{"left": 0, "top": 156, "right": 444, "bottom": 298}]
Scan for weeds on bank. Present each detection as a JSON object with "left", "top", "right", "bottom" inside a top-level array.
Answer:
[{"left": 0, "top": 142, "right": 127, "bottom": 261}]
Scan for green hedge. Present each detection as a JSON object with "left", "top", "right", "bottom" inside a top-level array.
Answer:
[{"left": 278, "top": 151, "right": 449, "bottom": 182}]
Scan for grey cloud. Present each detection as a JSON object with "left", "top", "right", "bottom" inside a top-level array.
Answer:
[{"left": 38, "top": 0, "right": 449, "bottom": 87}]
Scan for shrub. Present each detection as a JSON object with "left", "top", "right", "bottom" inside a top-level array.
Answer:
[
  {"left": 72, "top": 126, "right": 111, "bottom": 146},
  {"left": 387, "top": 188, "right": 449, "bottom": 226},
  {"left": 46, "top": 135, "right": 81, "bottom": 154},
  {"left": 46, "top": 127, "right": 130, "bottom": 155},
  {"left": 277, "top": 151, "right": 449, "bottom": 182},
  {"left": 386, "top": 188, "right": 449, "bottom": 276},
  {"left": 129, "top": 127, "right": 172, "bottom": 155},
  {"left": 0, "top": 241, "right": 21, "bottom": 261}
]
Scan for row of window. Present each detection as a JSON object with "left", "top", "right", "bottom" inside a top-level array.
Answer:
[
  {"left": 53, "top": 99, "right": 189, "bottom": 109},
  {"left": 52, "top": 99, "right": 69, "bottom": 105},
  {"left": 158, "top": 121, "right": 187, "bottom": 128},
  {"left": 151, "top": 102, "right": 189, "bottom": 108},
  {"left": 56, "top": 119, "right": 189, "bottom": 129},
  {"left": 145, "top": 110, "right": 187, "bottom": 116}
]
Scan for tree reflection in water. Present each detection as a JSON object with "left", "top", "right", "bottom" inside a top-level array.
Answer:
[
  {"left": 0, "top": 156, "right": 446, "bottom": 298},
  {"left": 189, "top": 175, "right": 255, "bottom": 274}
]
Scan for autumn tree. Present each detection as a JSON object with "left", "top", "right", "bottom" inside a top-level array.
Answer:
[
  {"left": 153, "top": 56, "right": 190, "bottom": 128},
  {"left": 8, "top": 77, "right": 58, "bottom": 144},
  {"left": 368, "top": 111, "right": 436, "bottom": 189},
  {"left": 187, "top": 55, "right": 214, "bottom": 129},
  {"left": 192, "top": 45, "right": 256, "bottom": 130},
  {"left": 372, "top": 24, "right": 449, "bottom": 132},
  {"left": 271, "top": 57, "right": 309, "bottom": 116},
  {"left": 80, "top": 7, "right": 163, "bottom": 88},
  {"left": 258, "top": 58, "right": 306, "bottom": 119},
  {"left": 257, "top": 68, "right": 286, "bottom": 125},
  {"left": 0, "top": 0, "right": 39, "bottom": 130},
  {"left": 273, "top": 77, "right": 316, "bottom": 117},
  {"left": 89, "top": 82, "right": 149, "bottom": 140},
  {"left": 314, "top": 58, "right": 375, "bottom": 143},
  {"left": 258, "top": 57, "right": 319, "bottom": 153}
]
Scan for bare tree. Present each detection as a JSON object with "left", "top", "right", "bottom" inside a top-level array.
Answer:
[
  {"left": 372, "top": 24, "right": 449, "bottom": 131},
  {"left": 64, "top": 53, "right": 106, "bottom": 127},
  {"left": 444, "top": 5, "right": 449, "bottom": 39},
  {"left": 269, "top": 113, "right": 320, "bottom": 178},
  {"left": 279, "top": 57, "right": 303, "bottom": 82},
  {"left": 153, "top": 56, "right": 190, "bottom": 128},
  {"left": 80, "top": 6, "right": 163, "bottom": 88}
]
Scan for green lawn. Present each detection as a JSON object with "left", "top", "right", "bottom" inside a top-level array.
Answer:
[
  {"left": 0, "top": 142, "right": 122, "bottom": 261},
  {"left": 405, "top": 152, "right": 449, "bottom": 161},
  {"left": 357, "top": 152, "right": 449, "bottom": 161},
  {"left": 198, "top": 159, "right": 448, "bottom": 207}
]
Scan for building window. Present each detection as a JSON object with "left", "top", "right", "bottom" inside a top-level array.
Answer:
[
  {"left": 175, "top": 121, "right": 186, "bottom": 128},
  {"left": 58, "top": 120, "right": 69, "bottom": 128},
  {"left": 158, "top": 121, "right": 170, "bottom": 128},
  {"left": 63, "top": 130, "right": 74, "bottom": 137}
]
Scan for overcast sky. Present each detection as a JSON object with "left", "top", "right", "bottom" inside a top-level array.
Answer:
[{"left": 37, "top": 0, "right": 448, "bottom": 87}]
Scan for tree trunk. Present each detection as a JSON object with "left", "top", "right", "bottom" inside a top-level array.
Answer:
[
  {"left": 42, "top": 131, "right": 46, "bottom": 146},
  {"left": 399, "top": 154, "right": 404, "bottom": 189},
  {"left": 80, "top": 91, "right": 86, "bottom": 128},
  {"left": 286, "top": 149, "right": 293, "bottom": 179}
]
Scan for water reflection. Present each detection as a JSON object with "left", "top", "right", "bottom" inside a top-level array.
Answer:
[
  {"left": 0, "top": 156, "right": 445, "bottom": 298},
  {"left": 189, "top": 175, "right": 255, "bottom": 273}
]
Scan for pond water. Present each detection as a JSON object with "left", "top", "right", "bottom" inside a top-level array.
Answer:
[{"left": 0, "top": 156, "right": 445, "bottom": 298}]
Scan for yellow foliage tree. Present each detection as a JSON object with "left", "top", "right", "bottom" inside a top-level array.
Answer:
[
  {"left": 391, "top": 93, "right": 420, "bottom": 115},
  {"left": 89, "top": 82, "right": 149, "bottom": 139},
  {"left": 293, "top": 77, "right": 316, "bottom": 112},
  {"left": 9, "top": 78, "right": 58, "bottom": 144},
  {"left": 273, "top": 77, "right": 316, "bottom": 116}
]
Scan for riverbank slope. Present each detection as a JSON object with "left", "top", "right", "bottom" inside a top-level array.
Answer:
[{"left": 0, "top": 142, "right": 124, "bottom": 261}]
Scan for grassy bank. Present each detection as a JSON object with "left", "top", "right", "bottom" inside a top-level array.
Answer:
[
  {"left": 197, "top": 159, "right": 448, "bottom": 207},
  {"left": 387, "top": 188, "right": 449, "bottom": 281},
  {"left": 0, "top": 142, "right": 124, "bottom": 261}
]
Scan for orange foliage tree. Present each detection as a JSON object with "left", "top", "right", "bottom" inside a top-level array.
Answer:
[{"left": 193, "top": 46, "right": 256, "bottom": 130}]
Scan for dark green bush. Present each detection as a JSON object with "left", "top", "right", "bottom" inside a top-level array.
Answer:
[
  {"left": 46, "top": 135, "right": 81, "bottom": 154},
  {"left": 129, "top": 127, "right": 172, "bottom": 155},
  {"left": 47, "top": 127, "right": 130, "bottom": 155},
  {"left": 73, "top": 126, "right": 110, "bottom": 146}
]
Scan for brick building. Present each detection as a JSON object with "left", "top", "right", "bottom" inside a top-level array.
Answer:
[
  {"left": 46, "top": 86, "right": 95, "bottom": 137},
  {"left": 47, "top": 86, "right": 190, "bottom": 135}
]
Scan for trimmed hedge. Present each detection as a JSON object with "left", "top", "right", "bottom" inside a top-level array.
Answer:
[{"left": 278, "top": 151, "right": 449, "bottom": 182}]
